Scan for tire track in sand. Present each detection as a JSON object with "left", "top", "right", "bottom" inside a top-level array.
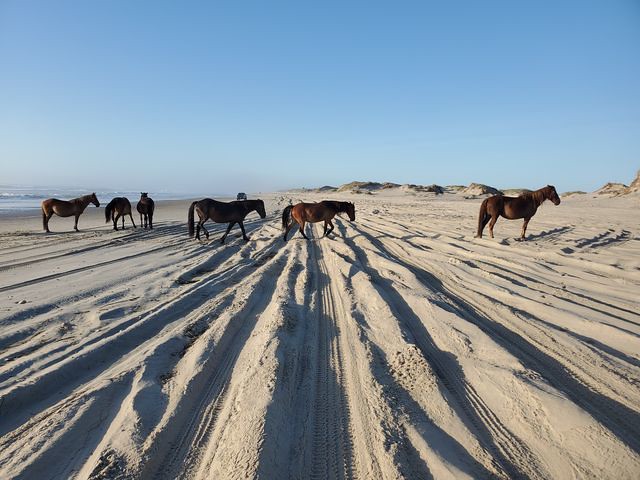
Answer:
[{"left": 305, "top": 230, "right": 357, "bottom": 480}]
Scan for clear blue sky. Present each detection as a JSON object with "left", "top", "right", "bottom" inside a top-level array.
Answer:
[{"left": 1, "top": 1, "right": 638, "bottom": 193}]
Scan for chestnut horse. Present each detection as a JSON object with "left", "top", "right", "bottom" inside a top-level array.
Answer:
[
  {"left": 105, "top": 197, "right": 136, "bottom": 231},
  {"left": 188, "top": 198, "right": 266, "bottom": 243},
  {"left": 137, "top": 192, "right": 155, "bottom": 229},
  {"left": 282, "top": 201, "right": 355, "bottom": 241},
  {"left": 41, "top": 193, "right": 100, "bottom": 233},
  {"left": 476, "top": 185, "right": 561, "bottom": 240}
]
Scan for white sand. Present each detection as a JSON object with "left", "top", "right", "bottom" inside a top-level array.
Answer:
[{"left": 0, "top": 191, "right": 638, "bottom": 479}]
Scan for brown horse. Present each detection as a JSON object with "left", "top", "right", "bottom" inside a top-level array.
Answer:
[
  {"left": 282, "top": 200, "right": 355, "bottom": 241},
  {"left": 105, "top": 197, "right": 136, "bottom": 231},
  {"left": 188, "top": 198, "right": 266, "bottom": 243},
  {"left": 137, "top": 192, "right": 155, "bottom": 229},
  {"left": 476, "top": 185, "right": 561, "bottom": 240},
  {"left": 41, "top": 193, "right": 100, "bottom": 233}
]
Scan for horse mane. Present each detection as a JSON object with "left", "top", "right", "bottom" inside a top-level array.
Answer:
[
  {"left": 321, "top": 200, "right": 351, "bottom": 213},
  {"left": 76, "top": 193, "right": 95, "bottom": 203},
  {"left": 338, "top": 201, "right": 352, "bottom": 213},
  {"left": 519, "top": 187, "right": 549, "bottom": 206}
]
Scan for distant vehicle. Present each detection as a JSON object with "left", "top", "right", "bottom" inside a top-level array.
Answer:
[{"left": 236, "top": 192, "right": 247, "bottom": 200}]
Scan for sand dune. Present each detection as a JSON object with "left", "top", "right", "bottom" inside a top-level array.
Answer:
[{"left": 0, "top": 191, "right": 638, "bottom": 479}]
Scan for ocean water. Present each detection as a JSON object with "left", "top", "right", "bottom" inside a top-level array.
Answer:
[{"left": 0, "top": 185, "right": 200, "bottom": 211}]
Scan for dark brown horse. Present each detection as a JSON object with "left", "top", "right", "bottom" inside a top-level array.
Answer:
[
  {"left": 41, "top": 193, "right": 100, "bottom": 233},
  {"left": 136, "top": 192, "right": 155, "bottom": 229},
  {"left": 476, "top": 185, "right": 561, "bottom": 240},
  {"left": 282, "top": 201, "right": 355, "bottom": 241},
  {"left": 188, "top": 198, "right": 266, "bottom": 243},
  {"left": 105, "top": 197, "right": 136, "bottom": 231}
]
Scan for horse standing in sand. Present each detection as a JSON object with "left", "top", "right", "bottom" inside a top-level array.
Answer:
[
  {"left": 282, "top": 201, "right": 355, "bottom": 241},
  {"left": 475, "top": 185, "right": 561, "bottom": 240},
  {"left": 137, "top": 193, "right": 155, "bottom": 229},
  {"left": 41, "top": 193, "right": 100, "bottom": 233},
  {"left": 105, "top": 197, "right": 136, "bottom": 231},
  {"left": 188, "top": 199, "right": 266, "bottom": 243}
]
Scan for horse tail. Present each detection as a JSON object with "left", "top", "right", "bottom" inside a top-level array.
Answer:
[
  {"left": 188, "top": 201, "right": 197, "bottom": 237},
  {"left": 476, "top": 198, "right": 488, "bottom": 237},
  {"left": 281, "top": 205, "right": 292, "bottom": 230},
  {"left": 105, "top": 199, "right": 115, "bottom": 223}
]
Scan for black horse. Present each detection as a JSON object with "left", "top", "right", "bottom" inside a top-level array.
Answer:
[
  {"left": 137, "top": 192, "right": 155, "bottom": 229},
  {"left": 188, "top": 198, "right": 266, "bottom": 243}
]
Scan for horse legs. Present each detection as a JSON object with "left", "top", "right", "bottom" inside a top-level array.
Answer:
[
  {"left": 326, "top": 220, "right": 335, "bottom": 237},
  {"left": 113, "top": 213, "right": 121, "bottom": 231},
  {"left": 488, "top": 215, "right": 498, "bottom": 239},
  {"left": 149, "top": 213, "right": 153, "bottom": 229},
  {"left": 220, "top": 222, "right": 236, "bottom": 244},
  {"left": 121, "top": 215, "right": 125, "bottom": 230},
  {"left": 284, "top": 221, "right": 295, "bottom": 242},
  {"left": 196, "top": 220, "right": 208, "bottom": 240},
  {"left": 44, "top": 211, "right": 53, "bottom": 233},
  {"left": 238, "top": 221, "right": 249, "bottom": 241},
  {"left": 477, "top": 214, "right": 490, "bottom": 238},
  {"left": 74, "top": 214, "right": 80, "bottom": 232},
  {"left": 129, "top": 213, "right": 136, "bottom": 229},
  {"left": 299, "top": 220, "right": 309, "bottom": 240},
  {"left": 323, "top": 221, "right": 328, "bottom": 237},
  {"left": 520, "top": 217, "right": 531, "bottom": 241}
]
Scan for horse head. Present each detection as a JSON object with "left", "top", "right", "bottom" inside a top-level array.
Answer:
[
  {"left": 140, "top": 192, "right": 148, "bottom": 198},
  {"left": 91, "top": 193, "right": 100, "bottom": 207},
  {"left": 255, "top": 200, "right": 267, "bottom": 219},
  {"left": 546, "top": 185, "right": 561, "bottom": 205},
  {"left": 344, "top": 202, "right": 356, "bottom": 221}
]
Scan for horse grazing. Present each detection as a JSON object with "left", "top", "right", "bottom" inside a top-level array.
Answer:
[
  {"left": 282, "top": 201, "right": 355, "bottom": 241},
  {"left": 105, "top": 197, "right": 136, "bottom": 231},
  {"left": 476, "top": 185, "right": 561, "bottom": 240},
  {"left": 188, "top": 198, "right": 266, "bottom": 243},
  {"left": 41, "top": 193, "right": 100, "bottom": 233},
  {"left": 137, "top": 192, "right": 155, "bottom": 229}
]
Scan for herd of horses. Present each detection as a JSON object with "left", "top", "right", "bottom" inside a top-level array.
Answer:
[{"left": 40, "top": 185, "right": 561, "bottom": 242}]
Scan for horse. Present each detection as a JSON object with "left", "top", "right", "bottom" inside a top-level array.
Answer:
[
  {"left": 188, "top": 198, "right": 266, "bottom": 243},
  {"left": 282, "top": 201, "right": 355, "bottom": 241},
  {"left": 136, "top": 192, "right": 155, "bottom": 229},
  {"left": 41, "top": 193, "right": 100, "bottom": 233},
  {"left": 475, "top": 185, "right": 561, "bottom": 240},
  {"left": 105, "top": 197, "right": 136, "bottom": 231}
]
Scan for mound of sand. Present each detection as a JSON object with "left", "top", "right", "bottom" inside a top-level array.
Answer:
[
  {"left": 401, "top": 184, "right": 444, "bottom": 194},
  {"left": 502, "top": 188, "right": 532, "bottom": 196},
  {"left": 462, "top": 183, "right": 502, "bottom": 196},
  {"left": 337, "top": 181, "right": 400, "bottom": 192},
  {"left": 596, "top": 182, "right": 629, "bottom": 196},
  {"left": 628, "top": 170, "right": 640, "bottom": 192},
  {"left": 316, "top": 185, "right": 337, "bottom": 192},
  {"left": 561, "top": 191, "right": 587, "bottom": 197}
]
